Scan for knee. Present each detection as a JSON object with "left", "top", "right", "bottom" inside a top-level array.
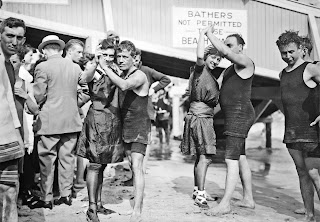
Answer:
[
  {"left": 131, "top": 156, "right": 144, "bottom": 173},
  {"left": 199, "top": 155, "right": 213, "bottom": 166},
  {"left": 87, "top": 163, "right": 103, "bottom": 173}
]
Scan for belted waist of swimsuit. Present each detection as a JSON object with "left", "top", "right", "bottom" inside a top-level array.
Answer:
[{"left": 188, "top": 102, "right": 214, "bottom": 118}]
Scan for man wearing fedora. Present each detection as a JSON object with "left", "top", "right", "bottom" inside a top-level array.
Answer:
[{"left": 29, "top": 35, "right": 97, "bottom": 209}]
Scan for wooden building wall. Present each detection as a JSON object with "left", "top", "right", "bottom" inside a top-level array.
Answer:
[
  {"left": 2, "top": 0, "right": 106, "bottom": 32},
  {"left": 2, "top": 0, "right": 315, "bottom": 72},
  {"left": 111, "top": 0, "right": 309, "bottom": 72}
]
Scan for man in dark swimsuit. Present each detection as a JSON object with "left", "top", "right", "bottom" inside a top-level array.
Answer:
[
  {"left": 99, "top": 40, "right": 150, "bottom": 222},
  {"left": 203, "top": 27, "right": 255, "bottom": 216},
  {"left": 276, "top": 31, "right": 320, "bottom": 222},
  {"left": 293, "top": 36, "right": 320, "bottom": 216}
]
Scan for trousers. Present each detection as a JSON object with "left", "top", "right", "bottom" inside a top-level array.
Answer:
[{"left": 38, "top": 132, "right": 78, "bottom": 201}]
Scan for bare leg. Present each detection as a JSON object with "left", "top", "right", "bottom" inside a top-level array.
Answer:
[
  {"left": 288, "top": 149, "right": 315, "bottom": 221},
  {"left": 195, "top": 155, "right": 212, "bottom": 191},
  {"left": 205, "top": 158, "right": 238, "bottom": 216},
  {"left": 122, "top": 150, "right": 133, "bottom": 186},
  {"left": 96, "top": 165, "right": 106, "bottom": 206},
  {"left": 130, "top": 152, "right": 144, "bottom": 222},
  {"left": 235, "top": 155, "right": 255, "bottom": 209},
  {"left": 142, "top": 145, "right": 150, "bottom": 174},
  {"left": 305, "top": 157, "right": 320, "bottom": 200},
  {"left": 194, "top": 155, "right": 200, "bottom": 188},
  {"left": 75, "top": 156, "right": 86, "bottom": 185}
]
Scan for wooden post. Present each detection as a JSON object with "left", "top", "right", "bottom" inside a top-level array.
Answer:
[
  {"left": 171, "top": 96, "right": 180, "bottom": 138},
  {"left": 266, "top": 122, "right": 272, "bottom": 148}
]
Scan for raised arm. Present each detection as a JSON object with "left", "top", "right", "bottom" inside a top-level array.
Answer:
[
  {"left": 78, "top": 60, "right": 98, "bottom": 84},
  {"left": 196, "top": 28, "right": 207, "bottom": 66},
  {"left": 205, "top": 27, "right": 251, "bottom": 68}
]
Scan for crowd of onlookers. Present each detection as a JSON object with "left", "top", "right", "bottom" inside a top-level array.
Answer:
[{"left": 0, "top": 16, "right": 174, "bottom": 222}]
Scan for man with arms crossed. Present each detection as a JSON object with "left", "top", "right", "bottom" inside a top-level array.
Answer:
[
  {"left": 99, "top": 40, "right": 150, "bottom": 222},
  {"left": 276, "top": 31, "right": 320, "bottom": 222},
  {"left": 203, "top": 27, "right": 255, "bottom": 216}
]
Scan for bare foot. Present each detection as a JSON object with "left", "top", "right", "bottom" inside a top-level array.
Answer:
[
  {"left": 204, "top": 192, "right": 218, "bottom": 202},
  {"left": 130, "top": 213, "right": 142, "bottom": 222},
  {"left": 204, "top": 204, "right": 232, "bottom": 216},
  {"left": 304, "top": 215, "right": 316, "bottom": 222},
  {"left": 294, "top": 207, "right": 306, "bottom": 215},
  {"left": 234, "top": 199, "right": 255, "bottom": 209}
]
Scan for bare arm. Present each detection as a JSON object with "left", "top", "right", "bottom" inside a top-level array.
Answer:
[
  {"left": 196, "top": 29, "right": 206, "bottom": 66},
  {"left": 307, "top": 62, "right": 320, "bottom": 83},
  {"left": 78, "top": 60, "right": 98, "bottom": 84},
  {"left": 205, "top": 27, "right": 251, "bottom": 68}
]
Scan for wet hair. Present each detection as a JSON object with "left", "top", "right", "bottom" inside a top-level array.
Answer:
[
  {"left": 136, "top": 48, "right": 142, "bottom": 56},
  {"left": 65, "top": 39, "right": 84, "bottom": 52},
  {"left": 78, "top": 52, "right": 95, "bottom": 70},
  {"left": 204, "top": 45, "right": 222, "bottom": 61},
  {"left": 0, "top": 17, "right": 26, "bottom": 33},
  {"left": 100, "top": 38, "right": 116, "bottom": 50},
  {"left": 106, "top": 30, "right": 120, "bottom": 46},
  {"left": 226, "top": 33, "right": 245, "bottom": 46},
  {"left": 116, "top": 40, "right": 137, "bottom": 57},
  {"left": 300, "top": 35, "right": 313, "bottom": 55},
  {"left": 276, "top": 30, "right": 301, "bottom": 48},
  {"left": 16, "top": 44, "right": 34, "bottom": 61},
  {"left": 44, "top": 43, "right": 61, "bottom": 51}
]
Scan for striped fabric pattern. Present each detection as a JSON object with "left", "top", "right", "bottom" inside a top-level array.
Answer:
[
  {"left": 0, "top": 159, "right": 19, "bottom": 185},
  {"left": 0, "top": 142, "right": 24, "bottom": 163}
]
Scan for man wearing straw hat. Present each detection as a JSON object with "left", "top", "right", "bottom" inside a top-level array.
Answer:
[{"left": 29, "top": 35, "right": 97, "bottom": 209}]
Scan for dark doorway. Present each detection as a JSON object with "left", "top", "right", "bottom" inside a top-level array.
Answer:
[{"left": 25, "top": 26, "right": 86, "bottom": 51}]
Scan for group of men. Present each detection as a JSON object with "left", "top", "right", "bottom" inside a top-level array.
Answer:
[
  {"left": 0, "top": 15, "right": 320, "bottom": 222},
  {"left": 0, "top": 16, "right": 171, "bottom": 222}
]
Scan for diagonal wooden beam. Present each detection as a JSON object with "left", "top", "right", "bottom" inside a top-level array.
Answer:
[{"left": 254, "top": 99, "right": 273, "bottom": 123}]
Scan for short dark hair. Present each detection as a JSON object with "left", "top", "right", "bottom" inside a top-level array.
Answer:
[
  {"left": 204, "top": 45, "right": 222, "bottom": 60},
  {"left": 0, "top": 17, "right": 26, "bottom": 33},
  {"left": 116, "top": 40, "right": 136, "bottom": 57},
  {"left": 276, "top": 30, "right": 301, "bottom": 48},
  {"left": 100, "top": 38, "right": 116, "bottom": 50},
  {"left": 44, "top": 43, "right": 61, "bottom": 51},
  {"left": 226, "top": 33, "right": 245, "bottom": 46},
  {"left": 16, "top": 44, "right": 34, "bottom": 61},
  {"left": 65, "top": 39, "right": 84, "bottom": 52},
  {"left": 300, "top": 35, "right": 313, "bottom": 55},
  {"left": 135, "top": 48, "right": 142, "bottom": 56}
]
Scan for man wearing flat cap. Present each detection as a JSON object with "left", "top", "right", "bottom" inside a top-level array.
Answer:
[{"left": 30, "top": 35, "right": 97, "bottom": 209}]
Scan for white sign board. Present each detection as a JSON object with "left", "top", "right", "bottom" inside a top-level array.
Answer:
[{"left": 172, "top": 7, "right": 247, "bottom": 48}]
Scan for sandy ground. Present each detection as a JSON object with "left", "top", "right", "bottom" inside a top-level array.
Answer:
[{"left": 17, "top": 112, "right": 320, "bottom": 222}]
